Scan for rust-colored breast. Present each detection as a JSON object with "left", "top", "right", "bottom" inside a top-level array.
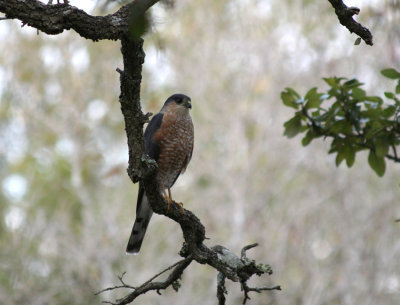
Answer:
[{"left": 153, "top": 111, "right": 194, "bottom": 190}]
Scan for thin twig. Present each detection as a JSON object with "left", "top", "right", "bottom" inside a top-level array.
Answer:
[
  {"left": 95, "top": 284, "right": 135, "bottom": 296},
  {"left": 247, "top": 285, "right": 282, "bottom": 292},
  {"left": 114, "top": 256, "right": 193, "bottom": 305},
  {"left": 141, "top": 256, "right": 193, "bottom": 288},
  {"left": 241, "top": 243, "right": 258, "bottom": 260},
  {"left": 241, "top": 281, "right": 281, "bottom": 305},
  {"left": 96, "top": 256, "right": 193, "bottom": 298},
  {"left": 117, "top": 272, "right": 132, "bottom": 287},
  {"left": 95, "top": 272, "right": 136, "bottom": 295}
]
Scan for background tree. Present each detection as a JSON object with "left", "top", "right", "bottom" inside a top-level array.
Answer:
[
  {"left": 282, "top": 69, "right": 400, "bottom": 176},
  {"left": 0, "top": 1, "right": 399, "bottom": 305}
]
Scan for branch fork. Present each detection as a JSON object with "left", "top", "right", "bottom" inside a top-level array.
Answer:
[
  {"left": 98, "top": 244, "right": 280, "bottom": 305},
  {"left": 328, "top": 0, "right": 373, "bottom": 45}
]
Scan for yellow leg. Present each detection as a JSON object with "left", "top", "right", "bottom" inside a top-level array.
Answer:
[
  {"left": 170, "top": 187, "right": 184, "bottom": 212},
  {"left": 163, "top": 187, "right": 184, "bottom": 213},
  {"left": 168, "top": 187, "right": 172, "bottom": 202},
  {"left": 163, "top": 189, "right": 172, "bottom": 212}
]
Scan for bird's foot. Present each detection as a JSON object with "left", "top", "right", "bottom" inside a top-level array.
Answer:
[
  {"left": 175, "top": 201, "right": 185, "bottom": 213},
  {"left": 164, "top": 195, "right": 184, "bottom": 213},
  {"left": 164, "top": 195, "right": 173, "bottom": 213}
]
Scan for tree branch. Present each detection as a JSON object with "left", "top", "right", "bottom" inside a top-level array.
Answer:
[
  {"left": 301, "top": 106, "right": 400, "bottom": 164},
  {"left": 117, "top": 257, "right": 193, "bottom": 305},
  {"left": 328, "top": 0, "right": 373, "bottom": 45},
  {"left": 99, "top": 244, "right": 279, "bottom": 304},
  {"left": 95, "top": 257, "right": 193, "bottom": 305},
  {"left": 0, "top": 0, "right": 160, "bottom": 41},
  {"left": 241, "top": 282, "right": 282, "bottom": 305},
  {"left": 217, "top": 272, "right": 227, "bottom": 305}
]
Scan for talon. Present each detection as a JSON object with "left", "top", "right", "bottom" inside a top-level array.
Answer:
[
  {"left": 166, "top": 198, "right": 174, "bottom": 213},
  {"left": 163, "top": 188, "right": 184, "bottom": 213},
  {"left": 175, "top": 201, "right": 184, "bottom": 213}
]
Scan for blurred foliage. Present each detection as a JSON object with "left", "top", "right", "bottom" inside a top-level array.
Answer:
[{"left": 282, "top": 68, "right": 400, "bottom": 177}]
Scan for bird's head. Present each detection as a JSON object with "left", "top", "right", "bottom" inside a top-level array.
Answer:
[{"left": 161, "top": 93, "right": 192, "bottom": 114}]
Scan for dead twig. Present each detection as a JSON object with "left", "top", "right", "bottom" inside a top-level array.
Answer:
[{"left": 327, "top": 0, "right": 373, "bottom": 45}]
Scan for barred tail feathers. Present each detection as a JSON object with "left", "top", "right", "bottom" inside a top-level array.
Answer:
[{"left": 126, "top": 193, "right": 153, "bottom": 255}]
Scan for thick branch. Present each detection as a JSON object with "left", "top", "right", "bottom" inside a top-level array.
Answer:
[
  {"left": 217, "top": 273, "right": 227, "bottom": 305},
  {"left": 328, "top": 0, "right": 373, "bottom": 45},
  {"left": 0, "top": 0, "right": 159, "bottom": 41},
  {"left": 118, "top": 36, "right": 155, "bottom": 182}
]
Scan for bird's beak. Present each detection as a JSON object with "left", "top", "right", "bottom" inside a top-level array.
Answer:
[{"left": 185, "top": 99, "right": 192, "bottom": 109}]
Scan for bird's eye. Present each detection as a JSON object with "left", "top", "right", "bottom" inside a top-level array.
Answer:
[{"left": 176, "top": 99, "right": 182, "bottom": 104}]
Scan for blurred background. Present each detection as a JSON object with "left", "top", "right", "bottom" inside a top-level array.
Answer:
[{"left": 0, "top": 0, "right": 399, "bottom": 304}]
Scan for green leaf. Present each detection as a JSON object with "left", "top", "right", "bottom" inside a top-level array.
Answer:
[
  {"left": 364, "top": 96, "right": 383, "bottom": 104},
  {"left": 301, "top": 130, "right": 315, "bottom": 146},
  {"left": 284, "top": 87, "right": 301, "bottom": 99},
  {"left": 384, "top": 92, "right": 395, "bottom": 99},
  {"left": 354, "top": 37, "right": 361, "bottom": 45},
  {"left": 129, "top": 11, "right": 151, "bottom": 39},
  {"left": 365, "top": 108, "right": 381, "bottom": 120},
  {"left": 344, "top": 79, "right": 363, "bottom": 88},
  {"left": 382, "top": 106, "right": 396, "bottom": 118},
  {"left": 381, "top": 68, "right": 400, "bottom": 80},
  {"left": 396, "top": 83, "right": 400, "bottom": 94},
  {"left": 313, "top": 111, "right": 330, "bottom": 122},
  {"left": 344, "top": 145, "right": 356, "bottom": 167},
  {"left": 351, "top": 87, "right": 366, "bottom": 100},
  {"left": 305, "top": 87, "right": 318, "bottom": 100},
  {"left": 283, "top": 115, "right": 302, "bottom": 138},
  {"left": 375, "top": 137, "right": 389, "bottom": 158},
  {"left": 323, "top": 77, "right": 341, "bottom": 89},
  {"left": 304, "top": 87, "right": 323, "bottom": 109},
  {"left": 281, "top": 90, "right": 299, "bottom": 109},
  {"left": 335, "top": 149, "right": 345, "bottom": 167},
  {"left": 329, "top": 120, "right": 353, "bottom": 134},
  {"left": 368, "top": 150, "right": 386, "bottom": 177},
  {"left": 329, "top": 138, "right": 342, "bottom": 154}
]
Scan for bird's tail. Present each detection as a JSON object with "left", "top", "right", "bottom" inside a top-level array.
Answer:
[{"left": 126, "top": 192, "right": 153, "bottom": 255}]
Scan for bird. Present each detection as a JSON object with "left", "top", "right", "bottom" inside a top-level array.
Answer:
[{"left": 126, "top": 93, "right": 194, "bottom": 255}]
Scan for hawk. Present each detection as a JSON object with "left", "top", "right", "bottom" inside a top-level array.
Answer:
[{"left": 126, "top": 94, "right": 194, "bottom": 254}]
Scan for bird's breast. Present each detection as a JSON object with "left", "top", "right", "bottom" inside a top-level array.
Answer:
[{"left": 153, "top": 113, "right": 194, "bottom": 189}]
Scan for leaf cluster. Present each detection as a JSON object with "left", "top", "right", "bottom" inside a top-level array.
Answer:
[{"left": 282, "top": 68, "right": 400, "bottom": 177}]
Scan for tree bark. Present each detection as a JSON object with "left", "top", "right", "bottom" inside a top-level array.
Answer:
[{"left": 0, "top": 0, "right": 159, "bottom": 40}]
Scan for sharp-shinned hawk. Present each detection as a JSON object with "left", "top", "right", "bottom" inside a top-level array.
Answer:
[{"left": 126, "top": 94, "right": 194, "bottom": 254}]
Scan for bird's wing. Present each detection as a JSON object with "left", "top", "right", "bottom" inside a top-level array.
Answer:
[
  {"left": 144, "top": 112, "right": 164, "bottom": 161},
  {"left": 181, "top": 144, "right": 194, "bottom": 174}
]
